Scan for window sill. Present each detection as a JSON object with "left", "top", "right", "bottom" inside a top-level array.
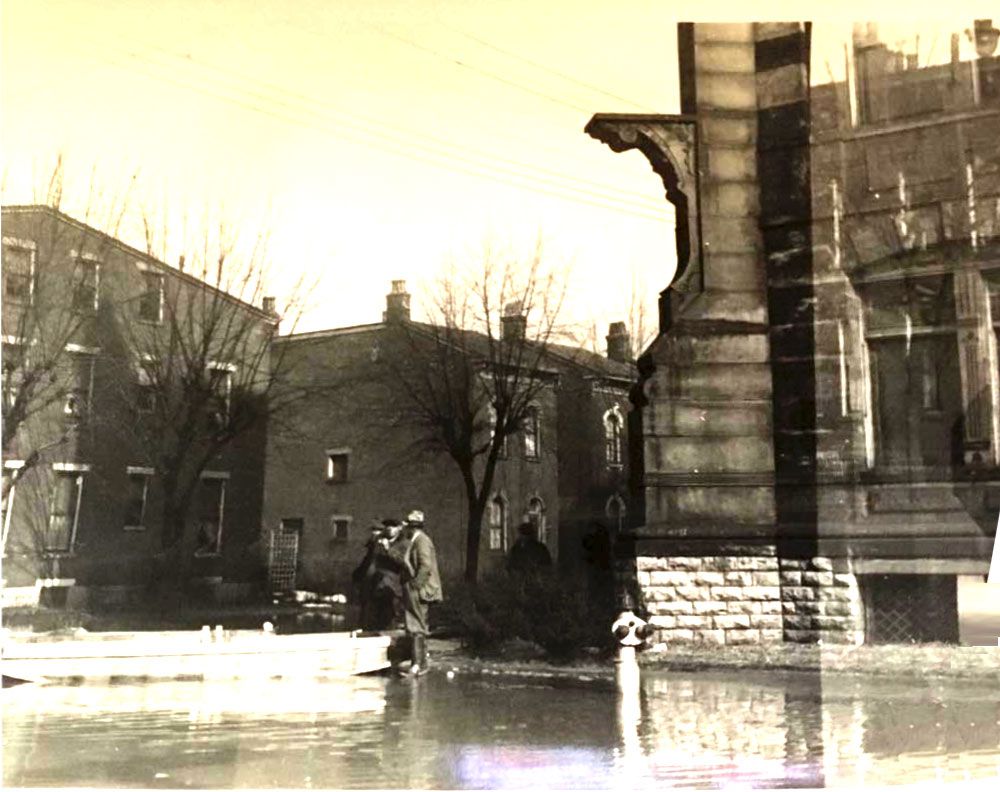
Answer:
[
  {"left": 137, "top": 318, "right": 163, "bottom": 326},
  {"left": 122, "top": 525, "right": 146, "bottom": 532},
  {"left": 193, "top": 551, "right": 222, "bottom": 559},
  {"left": 325, "top": 478, "right": 348, "bottom": 485}
]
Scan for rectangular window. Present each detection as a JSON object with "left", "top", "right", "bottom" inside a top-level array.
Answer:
[
  {"left": 326, "top": 450, "right": 350, "bottom": 482},
  {"left": 138, "top": 271, "right": 164, "bottom": 323},
  {"left": 330, "top": 515, "right": 351, "bottom": 542},
  {"left": 64, "top": 355, "right": 95, "bottom": 423},
  {"left": 523, "top": 408, "right": 540, "bottom": 460},
  {"left": 2, "top": 241, "right": 35, "bottom": 305},
  {"left": 195, "top": 475, "right": 226, "bottom": 556},
  {"left": 47, "top": 470, "right": 84, "bottom": 553},
  {"left": 207, "top": 365, "right": 234, "bottom": 426},
  {"left": 123, "top": 468, "right": 153, "bottom": 530},
  {"left": 135, "top": 357, "right": 155, "bottom": 412},
  {"left": 72, "top": 258, "right": 100, "bottom": 313}
]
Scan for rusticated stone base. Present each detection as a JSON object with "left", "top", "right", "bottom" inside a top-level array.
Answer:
[
  {"left": 780, "top": 558, "right": 865, "bottom": 645},
  {"left": 635, "top": 553, "right": 783, "bottom": 645},
  {"left": 623, "top": 553, "right": 865, "bottom": 645}
]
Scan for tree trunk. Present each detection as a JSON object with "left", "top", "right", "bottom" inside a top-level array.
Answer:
[
  {"left": 151, "top": 496, "right": 191, "bottom": 611},
  {"left": 464, "top": 497, "right": 488, "bottom": 584},
  {"left": 461, "top": 448, "right": 503, "bottom": 585}
]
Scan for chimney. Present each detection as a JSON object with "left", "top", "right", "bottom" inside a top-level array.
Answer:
[
  {"left": 178, "top": 254, "right": 185, "bottom": 272},
  {"left": 606, "top": 321, "right": 631, "bottom": 363},
  {"left": 973, "top": 20, "right": 999, "bottom": 58},
  {"left": 384, "top": 280, "right": 410, "bottom": 323},
  {"left": 262, "top": 296, "right": 277, "bottom": 315},
  {"left": 501, "top": 301, "right": 526, "bottom": 342}
]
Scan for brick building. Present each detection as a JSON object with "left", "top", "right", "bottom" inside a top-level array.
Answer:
[
  {"left": 262, "top": 282, "right": 633, "bottom": 592},
  {"left": 1, "top": 206, "right": 277, "bottom": 608},
  {"left": 587, "top": 21, "right": 999, "bottom": 645}
]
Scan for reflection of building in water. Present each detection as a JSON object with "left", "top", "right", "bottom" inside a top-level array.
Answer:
[
  {"left": 588, "top": 21, "right": 999, "bottom": 645},
  {"left": 634, "top": 674, "right": 1000, "bottom": 785}
]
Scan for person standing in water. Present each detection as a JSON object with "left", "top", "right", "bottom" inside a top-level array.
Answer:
[{"left": 399, "top": 509, "right": 442, "bottom": 675}]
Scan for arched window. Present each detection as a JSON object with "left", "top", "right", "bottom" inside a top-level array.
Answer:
[
  {"left": 605, "top": 493, "right": 627, "bottom": 533},
  {"left": 526, "top": 496, "right": 546, "bottom": 543},
  {"left": 523, "top": 407, "right": 540, "bottom": 460},
  {"left": 488, "top": 493, "right": 508, "bottom": 551},
  {"left": 604, "top": 406, "right": 624, "bottom": 467}
]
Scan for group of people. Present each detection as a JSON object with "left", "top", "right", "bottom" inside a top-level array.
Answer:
[
  {"left": 351, "top": 509, "right": 442, "bottom": 676},
  {"left": 351, "top": 510, "right": 556, "bottom": 675}
]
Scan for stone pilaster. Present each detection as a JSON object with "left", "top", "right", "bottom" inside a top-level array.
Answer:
[
  {"left": 954, "top": 266, "right": 1000, "bottom": 465},
  {"left": 590, "top": 23, "right": 777, "bottom": 643}
]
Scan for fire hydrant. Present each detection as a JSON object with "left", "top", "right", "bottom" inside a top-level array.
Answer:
[{"left": 611, "top": 609, "right": 648, "bottom": 698}]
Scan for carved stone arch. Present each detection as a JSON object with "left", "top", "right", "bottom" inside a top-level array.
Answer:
[{"left": 584, "top": 113, "right": 701, "bottom": 318}]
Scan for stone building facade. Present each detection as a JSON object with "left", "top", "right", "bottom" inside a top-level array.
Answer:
[
  {"left": 1, "top": 206, "right": 275, "bottom": 607},
  {"left": 587, "top": 21, "right": 999, "bottom": 645},
  {"left": 263, "top": 283, "right": 633, "bottom": 591}
]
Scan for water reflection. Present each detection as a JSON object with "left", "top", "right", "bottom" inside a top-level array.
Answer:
[{"left": 3, "top": 670, "right": 999, "bottom": 789}]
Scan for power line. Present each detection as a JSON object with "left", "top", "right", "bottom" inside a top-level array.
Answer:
[
  {"left": 63, "top": 38, "right": 672, "bottom": 224},
  {"left": 68, "top": 32, "right": 673, "bottom": 221},
  {"left": 437, "top": 21, "right": 655, "bottom": 112},
  {"left": 72, "top": 1, "right": 673, "bottom": 215},
  {"left": 369, "top": 24, "right": 596, "bottom": 114}
]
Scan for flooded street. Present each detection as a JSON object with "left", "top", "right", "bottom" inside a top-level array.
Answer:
[{"left": 4, "top": 669, "right": 999, "bottom": 789}]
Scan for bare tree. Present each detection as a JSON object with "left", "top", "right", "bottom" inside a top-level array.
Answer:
[
  {"left": 1, "top": 160, "right": 131, "bottom": 552},
  {"left": 379, "top": 240, "right": 567, "bottom": 583},
  {"left": 100, "top": 211, "right": 311, "bottom": 597},
  {"left": 575, "top": 275, "right": 656, "bottom": 363}
]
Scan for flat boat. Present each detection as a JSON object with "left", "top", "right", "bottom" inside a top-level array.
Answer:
[{"left": 0, "top": 628, "right": 392, "bottom": 684}]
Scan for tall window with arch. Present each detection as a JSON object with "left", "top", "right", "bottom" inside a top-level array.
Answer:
[
  {"left": 605, "top": 493, "right": 627, "bottom": 534},
  {"left": 523, "top": 407, "right": 540, "bottom": 460},
  {"left": 526, "top": 496, "right": 546, "bottom": 544},
  {"left": 488, "top": 493, "right": 507, "bottom": 551},
  {"left": 604, "top": 405, "right": 624, "bottom": 467}
]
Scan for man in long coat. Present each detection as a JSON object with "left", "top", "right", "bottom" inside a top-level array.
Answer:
[{"left": 399, "top": 509, "right": 442, "bottom": 675}]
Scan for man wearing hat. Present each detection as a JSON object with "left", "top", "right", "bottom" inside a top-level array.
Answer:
[{"left": 400, "top": 508, "right": 442, "bottom": 675}]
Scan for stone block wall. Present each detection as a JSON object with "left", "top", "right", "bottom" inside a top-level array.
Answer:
[
  {"left": 779, "top": 558, "right": 864, "bottom": 645},
  {"left": 628, "top": 553, "right": 864, "bottom": 645},
  {"left": 638, "top": 554, "right": 783, "bottom": 644}
]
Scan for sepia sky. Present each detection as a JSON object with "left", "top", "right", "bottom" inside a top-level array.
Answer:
[{"left": 1, "top": 1, "right": 991, "bottom": 337}]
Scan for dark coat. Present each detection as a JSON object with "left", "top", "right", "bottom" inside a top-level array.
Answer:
[
  {"left": 352, "top": 537, "right": 405, "bottom": 631},
  {"left": 507, "top": 536, "right": 553, "bottom": 574}
]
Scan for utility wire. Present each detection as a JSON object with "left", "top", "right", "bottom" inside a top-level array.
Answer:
[
  {"left": 437, "top": 21, "right": 656, "bottom": 112},
  {"left": 370, "top": 24, "right": 595, "bottom": 114},
  {"left": 76, "top": 1, "right": 672, "bottom": 214},
  {"left": 65, "top": 39, "right": 671, "bottom": 223},
  {"left": 150, "top": 38, "right": 667, "bottom": 212},
  {"left": 70, "top": 33, "right": 672, "bottom": 220}
]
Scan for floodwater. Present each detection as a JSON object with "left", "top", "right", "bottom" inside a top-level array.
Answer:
[{"left": 3, "top": 668, "right": 1000, "bottom": 789}]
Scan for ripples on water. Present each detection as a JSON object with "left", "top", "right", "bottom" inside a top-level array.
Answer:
[{"left": 3, "top": 670, "right": 1000, "bottom": 788}]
